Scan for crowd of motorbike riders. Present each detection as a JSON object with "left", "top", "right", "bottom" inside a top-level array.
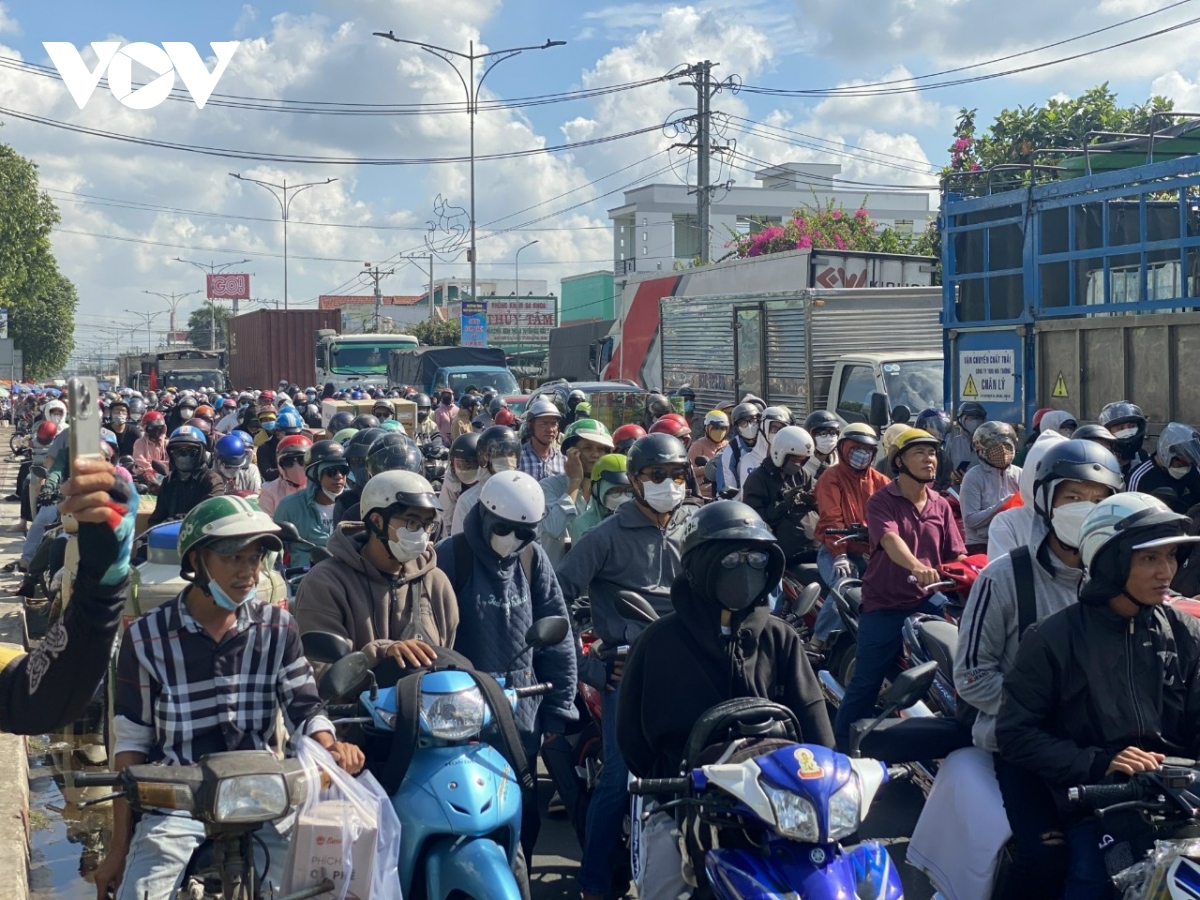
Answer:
[{"left": 3, "top": 376, "right": 1200, "bottom": 899}]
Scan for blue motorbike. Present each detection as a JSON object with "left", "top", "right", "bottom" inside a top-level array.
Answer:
[
  {"left": 630, "top": 660, "right": 941, "bottom": 899},
  {"left": 309, "top": 616, "right": 570, "bottom": 900}
]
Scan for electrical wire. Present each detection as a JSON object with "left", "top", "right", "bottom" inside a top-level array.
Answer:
[
  {"left": 723, "top": 146, "right": 939, "bottom": 192},
  {"left": 726, "top": 116, "right": 937, "bottom": 173}
]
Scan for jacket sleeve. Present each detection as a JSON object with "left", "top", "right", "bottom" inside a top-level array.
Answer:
[
  {"left": 814, "top": 473, "right": 848, "bottom": 555},
  {"left": 995, "top": 626, "right": 1113, "bottom": 786},
  {"left": 779, "top": 630, "right": 835, "bottom": 748},
  {"left": 742, "top": 468, "right": 776, "bottom": 525},
  {"left": 293, "top": 563, "right": 352, "bottom": 640},
  {"left": 529, "top": 546, "right": 579, "bottom": 734},
  {"left": 424, "top": 566, "right": 460, "bottom": 649},
  {"left": 540, "top": 474, "right": 576, "bottom": 541},
  {"left": 147, "top": 483, "right": 169, "bottom": 525},
  {"left": 960, "top": 468, "right": 1008, "bottom": 532},
  {"left": 987, "top": 512, "right": 1020, "bottom": 559},
  {"left": 554, "top": 525, "right": 610, "bottom": 605},
  {"left": 616, "top": 633, "right": 656, "bottom": 777},
  {"left": 954, "top": 573, "right": 1010, "bottom": 715}
]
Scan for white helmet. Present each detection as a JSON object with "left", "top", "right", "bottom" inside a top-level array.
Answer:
[
  {"left": 359, "top": 470, "right": 440, "bottom": 520},
  {"left": 1078, "top": 492, "right": 1200, "bottom": 572},
  {"left": 44, "top": 399, "right": 66, "bottom": 420},
  {"left": 479, "top": 470, "right": 546, "bottom": 524},
  {"left": 704, "top": 410, "right": 729, "bottom": 428},
  {"left": 769, "top": 426, "right": 815, "bottom": 468}
]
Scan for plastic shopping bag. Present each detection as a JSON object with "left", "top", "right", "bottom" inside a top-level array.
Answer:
[{"left": 283, "top": 736, "right": 403, "bottom": 900}]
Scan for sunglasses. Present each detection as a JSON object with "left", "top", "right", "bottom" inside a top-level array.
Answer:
[
  {"left": 639, "top": 467, "right": 688, "bottom": 485},
  {"left": 720, "top": 549, "right": 770, "bottom": 570},
  {"left": 491, "top": 521, "right": 538, "bottom": 542},
  {"left": 320, "top": 465, "right": 350, "bottom": 478},
  {"left": 279, "top": 456, "right": 305, "bottom": 468}
]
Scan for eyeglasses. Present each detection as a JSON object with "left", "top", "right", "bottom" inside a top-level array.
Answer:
[
  {"left": 638, "top": 467, "right": 688, "bottom": 484},
  {"left": 391, "top": 515, "right": 437, "bottom": 534},
  {"left": 320, "top": 465, "right": 350, "bottom": 478},
  {"left": 720, "top": 549, "right": 770, "bottom": 569},
  {"left": 491, "top": 521, "right": 538, "bottom": 542}
]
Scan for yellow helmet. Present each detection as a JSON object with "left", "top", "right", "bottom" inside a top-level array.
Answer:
[{"left": 887, "top": 427, "right": 940, "bottom": 474}]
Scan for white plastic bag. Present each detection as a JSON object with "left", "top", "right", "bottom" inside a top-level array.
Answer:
[{"left": 283, "top": 736, "right": 403, "bottom": 900}]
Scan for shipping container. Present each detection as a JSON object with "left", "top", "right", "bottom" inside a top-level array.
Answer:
[
  {"left": 227, "top": 309, "right": 340, "bottom": 390},
  {"left": 546, "top": 319, "right": 614, "bottom": 381}
]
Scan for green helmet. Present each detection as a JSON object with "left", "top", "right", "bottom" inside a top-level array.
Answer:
[
  {"left": 333, "top": 427, "right": 357, "bottom": 443},
  {"left": 562, "top": 418, "right": 614, "bottom": 453},
  {"left": 591, "top": 453, "right": 630, "bottom": 502},
  {"left": 178, "top": 495, "right": 282, "bottom": 580}
]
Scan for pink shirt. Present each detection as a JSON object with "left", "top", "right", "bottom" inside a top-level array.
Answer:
[
  {"left": 434, "top": 403, "right": 458, "bottom": 444},
  {"left": 258, "top": 475, "right": 304, "bottom": 516},
  {"left": 132, "top": 434, "right": 167, "bottom": 473}
]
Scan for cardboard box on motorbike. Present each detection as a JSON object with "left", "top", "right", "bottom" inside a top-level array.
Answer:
[
  {"left": 288, "top": 798, "right": 378, "bottom": 900},
  {"left": 320, "top": 398, "right": 417, "bottom": 433}
]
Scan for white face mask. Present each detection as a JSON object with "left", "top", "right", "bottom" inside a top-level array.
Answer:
[
  {"left": 1111, "top": 425, "right": 1139, "bottom": 441},
  {"left": 113, "top": 413, "right": 128, "bottom": 425},
  {"left": 603, "top": 492, "right": 631, "bottom": 512},
  {"left": 180, "top": 409, "right": 193, "bottom": 420},
  {"left": 737, "top": 422, "right": 759, "bottom": 442},
  {"left": 322, "top": 486, "right": 345, "bottom": 501},
  {"left": 389, "top": 529, "right": 429, "bottom": 563},
  {"left": 490, "top": 456, "right": 517, "bottom": 474},
  {"left": 1051, "top": 500, "right": 1096, "bottom": 549},
  {"left": 457, "top": 466, "right": 479, "bottom": 486},
  {"left": 490, "top": 532, "right": 523, "bottom": 558},
  {"left": 1169, "top": 464, "right": 1192, "bottom": 481},
  {"left": 641, "top": 480, "right": 685, "bottom": 513},
  {"left": 963, "top": 417, "right": 983, "bottom": 435},
  {"left": 815, "top": 435, "right": 838, "bottom": 455}
]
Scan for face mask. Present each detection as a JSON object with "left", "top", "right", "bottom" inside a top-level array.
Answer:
[
  {"left": 457, "top": 466, "right": 479, "bottom": 486},
  {"left": 322, "top": 486, "right": 345, "bottom": 501},
  {"left": 603, "top": 492, "right": 631, "bottom": 512},
  {"left": 815, "top": 435, "right": 838, "bottom": 455},
  {"left": 180, "top": 409, "right": 193, "bottom": 420},
  {"left": 683, "top": 401, "right": 695, "bottom": 414},
  {"left": 963, "top": 417, "right": 983, "bottom": 435},
  {"left": 1111, "top": 425, "right": 1138, "bottom": 441},
  {"left": 215, "top": 462, "right": 239, "bottom": 480},
  {"left": 641, "top": 480, "right": 685, "bottom": 513},
  {"left": 490, "top": 532, "right": 523, "bottom": 558},
  {"left": 490, "top": 456, "right": 517, "bottom": 474},
  {"left": 983, "top": 445, "right": 1014, "bottom": 469},
  {"left": 389, "top": 529, "right": 429, "bottom": 563},
  {"left": 209, "top": 578, "right": 255, "bottom": 611},
  {"left": 113, "top": 413, "right": 128, "bottom": 425},
  {"left": 782, "top": 458, "right": 808, "bottom": 477},
  {"left": 1051, "top": 500, "right": 1095, "bottom": 549},
  {"left": 417, "top": 411, "right": 430, "bottom": 422},
  {"left": 48, "top": 413, "right": 64, "bottom": 425},
  {"left": 707, "top": 427, "right": 728, "bottom": 443},
  {"left": 713, "top": 567, "right": 769, "bottom": 611},
  {"left": 846, "top": 447, "right": 874, "bottom": 470},
  {"left": 1170, "top": 464, "right": 1192, "bottom": 481},
  {"left": 737, "top": 422, "right": 759, "bottom": 442}
]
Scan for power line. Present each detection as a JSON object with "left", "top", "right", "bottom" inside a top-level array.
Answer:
[
  {"left": 726, "top": 116, "right": 936, "bottom": 174},
  {"left": 723, "top": 146, "right": 939, "bottom": 192}
]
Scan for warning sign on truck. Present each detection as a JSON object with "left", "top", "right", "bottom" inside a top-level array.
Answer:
[{"left": 958, "top": 349, "right": 1016, "bottom": 402}]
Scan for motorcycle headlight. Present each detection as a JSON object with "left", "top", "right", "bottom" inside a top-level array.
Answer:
[
  {"left": 827, "top": 775, "right": 862, "bottom": 842},
  {"left": 761, "top": 783, "right": 819, "bottom": 842},
  {"left": 214, "top": 773, "right": 288, "bottom": 824},
  {"left": 420, "top": 686, "right": 485, "bottom": 741}
]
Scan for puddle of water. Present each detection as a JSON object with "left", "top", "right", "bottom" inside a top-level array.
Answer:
[{"left": 28, "top": 733, "right": 112, "bottom": 900}]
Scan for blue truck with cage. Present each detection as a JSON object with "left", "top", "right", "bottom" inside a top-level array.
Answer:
[{"left": 941, "top": 124, "right": 1200, "bottom": 435}]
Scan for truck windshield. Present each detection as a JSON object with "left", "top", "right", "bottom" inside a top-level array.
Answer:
[
  {"left": 164, "top": 370, "right": 222, "bottom": 391},
  {"left": 882, "top": 359, "right": 944, "bottom": 413},
  {"left": 330, "top": 340, "right": 418, "bottom": 374},
  {"left": 444, "top": 369, "right": 519, "bottom": 395}
]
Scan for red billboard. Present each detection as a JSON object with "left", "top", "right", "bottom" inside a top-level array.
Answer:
[{"left": 207, "top": 273, "right": 250, "bottom": 299}]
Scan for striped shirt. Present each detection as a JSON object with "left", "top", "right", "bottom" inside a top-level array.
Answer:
[
  {"left": 520, "top": 441, "right": 565, "bottom": 481},
  {"left": 113, "top": 592, "right": 332, "bottom": 765}
]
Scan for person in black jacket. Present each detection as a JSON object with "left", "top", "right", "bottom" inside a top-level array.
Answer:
[
  {"left": 742, "top": 425, "right": 819, "bottom": 564},
  {"left": 147, "top": 427, "right": 224, "bottom": 526},
  {"left": 996, "top": 491, "right": 1200, "bottom": 900}
]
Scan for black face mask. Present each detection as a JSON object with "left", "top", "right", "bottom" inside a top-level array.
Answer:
[{"left": 713, "top": 566, "right": 769, "bottom": 611}]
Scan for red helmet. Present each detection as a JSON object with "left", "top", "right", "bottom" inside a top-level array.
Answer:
[
  {"left": 1031, "top": 407, "right": 1054, "bottom": 430},
  {"left": 612, "top": 423, "right": 647, "bottom": 451},
  {"left": 495, "top": 407, "right": 516, "bottom": 427},
  {"left": 260, "top": 390, "right": 276, "bottom": 401},
  {"left": 649, "top": 413, "right": 690, "bottom": 438},
  {"left": 277, "top": 433, "right": 313, "bottom": 457},
  {"left": 143, "top": 410, "right": 166, "bottom": 429},
  {"left": 35, "top": 421, "right": 58, "bottom": 445},
  {"left": 194, "top": 404, "right": 216, "bottom": 419}
]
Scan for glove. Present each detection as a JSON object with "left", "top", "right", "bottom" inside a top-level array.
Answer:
[
  {"left": 832, "top": 555, "right": 855, "bottom": 581},
  {"left": 76, "top": 469, "right": 138, "bottom": 586}
]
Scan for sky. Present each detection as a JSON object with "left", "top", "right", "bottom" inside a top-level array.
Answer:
[{"left": 1, "top": 0, "right": 1199, "bottom": 365}]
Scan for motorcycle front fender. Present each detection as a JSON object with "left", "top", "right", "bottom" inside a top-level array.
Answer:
[
  {"left": 706, "top": 839, "right": 903, "bottom": 900},
  {"left": 424, "top": 835, "right": 522, "bottom": 900}
]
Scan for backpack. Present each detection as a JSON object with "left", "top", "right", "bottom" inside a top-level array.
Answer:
[
  {"left": 955, "top": 545, "right": 1038, "bottom": 731},
  {"left": 449, "top": 532, "right": 534, "bottom": 597}
]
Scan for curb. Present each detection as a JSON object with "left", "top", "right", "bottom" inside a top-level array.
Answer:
[{"left": 0, "top": 636, "right": 29, "bottom": 900}]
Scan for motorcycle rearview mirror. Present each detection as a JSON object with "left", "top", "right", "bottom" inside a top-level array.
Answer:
[
  {"left": 525, "top": 615, "right": 570, "bottom": 650},
  {"left": 29, "top": 465, "right": 47, "bottom": 479},
  {"left": 694, "top": 456, "right": 709, "bottom": 467},
  {"left": 615, "top": 590, "right": 659, "bottom": 624},
  {"left": 718, "top": 487, "right": 739, "bottom": 500},
  {"left": 868, "top": 392, "right": 890, "bottom": 429},
  {"left": 275, "top": 521, "right": 302, "bottom": 543},
  {"left": 302, "top": 631, "right": 353, "bottom": 665},
  {"left": 792, "top": 582, "right": 821, "bottom": 620},
  {"left": 152, "top": 460, "right": 169, "bottom": 476},
  {"left": 849, "top": 659, "right": 939, "bottom": 758},
  {"left": 318, "top": 651, "right": 371, "bottom": 701}
]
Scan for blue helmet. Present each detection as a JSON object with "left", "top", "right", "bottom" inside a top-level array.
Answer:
[
  {"left": 914, "top": 408, "right": 951, "bottom": 442},
  {"left": 168, "top": 425, "right": 207, "bottom": 448},
  {"left": 275, "top": 408, "right": 304, "bottom": 433},
  {"left": 231, "top": 429, "right": 254, "bottom": 451},
  {"left": 216, "top": 433, "right": 250, "bottom": 466},
  {"left": 350, "top": 390, "right": 366, "bottom": 400}
]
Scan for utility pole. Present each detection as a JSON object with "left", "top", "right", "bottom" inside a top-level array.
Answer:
[
  {"left": 674, "top": 60, "right": 728, "bottom": 265},
  {"left": 124, "top": 309, "right": 165, "bottom": 354},
  {"left": 362, "top": 263, "right": 396, "bottom": 333},
  {"left": 144, "top": 289, "right": 201, "bottom": 343}
]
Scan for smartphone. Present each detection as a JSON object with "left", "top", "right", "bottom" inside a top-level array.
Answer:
[{"left": 67, "top": 376, "right": 103, "bottom": 466}]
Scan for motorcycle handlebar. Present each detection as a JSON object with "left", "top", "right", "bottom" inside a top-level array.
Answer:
[
  {"left": 1067, "top": 781, "right": 1144, "bottom": 811},
  {"left": 630, "top": 777, "right": 690, "bottom": 796},
  {"left": 324, "top": 703, "right": 361, "bottom": 718},
  {"left": 71, "top": 771, "right": 121, "bottom": 787},
  {"left": 824, "top": 525, "right": 866, "bottom": 536},
  {"left": 514, "top": 682, "right": 554, "bottom": 698}
]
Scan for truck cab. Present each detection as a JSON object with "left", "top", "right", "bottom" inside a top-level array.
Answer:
[
  {"left": 315, "top": 329, "right": 419, "bottom": 391},
  {"left": 828, "top": 352, "right": 945, "bottom": 427}
]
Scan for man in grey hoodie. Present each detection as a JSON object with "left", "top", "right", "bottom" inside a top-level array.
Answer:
[{"left": 953, "top": 439, "right": 1122, "bottom": 899}]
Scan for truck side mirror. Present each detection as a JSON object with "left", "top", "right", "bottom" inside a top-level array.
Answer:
[{"left": 868, "top": 392, "right": 890, "bottom": 429}]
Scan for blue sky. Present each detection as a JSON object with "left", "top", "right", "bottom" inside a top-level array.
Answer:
[{"left": 0, "top": 0, "right": 1198, "bottom": 359}]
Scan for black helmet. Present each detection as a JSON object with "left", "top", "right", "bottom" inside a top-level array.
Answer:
[
  {"left": 346, "top": 427, "right": 385, "bottom": 486},
  {"left": 1032, "top": 439, "right": 1123, "bottom": 522},
  {"left": 1097, "top": 400, "right": 1148, "bottom": 454},
  {"left": 568, "top": 389, "right": 586, "bottom": 407},
  {"left": 731, "top": 402, "right": 761, "bottom": 426},
  {"left": 645, "top": 393, "right": 672, "bottom": 419},
  {"left": 477, "top": 425, "right": 521, "bottom": 470},
  {"left": 803, "top": 410, "right": 840, "bottom": 433},
  {"left": 449, "top": 431, "right": 481, "bottom": 465},
  {"left": 680, "top": 501, "right": 786, "bottom": 610},
  {"left": 488, "top": 396, "right": 509, "bottom": 417},
  {"left": 351, "top": 413, "right": 381, "bottom": 431},
  {"left": 1073, "top": 423, "right": 1117, "bottom": 446},
  {"left": 414, "top": 393, "right": 432, "bottom": 410},
  {"left": 305, "top": 439, "right": 347, "bottom": 481},
  {"left": 367, "top": 433, "right": 423, "bottom": 477},
  {"left": 328, "top": 411, "right": 355, "bottom": 433},
  {"left": 957, "top": 401, "right": 987, "bottom": 421},
  {"left": 626, "top": 433, "right": 688, "bottom": 475}
]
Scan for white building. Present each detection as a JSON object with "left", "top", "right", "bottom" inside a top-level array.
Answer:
[
  {"left": 608, "top": 162, "right": 933, "bottom": 279},
  {"left": 416, "top": 277, "right": 550, "bottom": 307}
]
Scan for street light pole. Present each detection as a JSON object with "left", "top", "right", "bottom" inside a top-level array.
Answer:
[
  {"left": 515, "top": 239, "right": 538, "bottom": 363},
  {"left": 228, "top": 174, "right": 337, "bottom": 310},
  {"left": 124, "top": 309, "right": 165, "bottom": 355},
  {"left": 374, "top": 32, "right": 565, "bottom": 306},
  {"left": 142, "top": 290, "right": 199, "bottom": 344}
]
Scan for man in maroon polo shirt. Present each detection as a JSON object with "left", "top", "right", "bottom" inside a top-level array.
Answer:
[{"left": 834, "top": 427, "right": 967, "bottom": 750}]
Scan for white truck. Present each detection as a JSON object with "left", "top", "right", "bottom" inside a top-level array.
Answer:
[{"left": 314, "top": 329, "right": 419, "bottom": 392}]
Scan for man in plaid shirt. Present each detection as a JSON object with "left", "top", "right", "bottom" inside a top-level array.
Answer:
[
  {"left": 520, "top": 396, "right": 566, "bottom": 481},
  {"left": 96, "top": 495, "right": 365, "bottom": 900}
]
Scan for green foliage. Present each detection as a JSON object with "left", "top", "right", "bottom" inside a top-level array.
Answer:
[
  {"left": 409, "top": 316, "right": 460, "bottom": 346},
  {"left": 946, "top": 84, "right": 1175, "bottom": 176},
  {"left": 11, "top": 272, "right": 77, "bottom": 380},
  {"left": 186, "top": 302, "right": 234, "bottom": 350}
]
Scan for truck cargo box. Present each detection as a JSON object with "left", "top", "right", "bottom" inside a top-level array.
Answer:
[{"left": 228, "top": 309, "right": 340, "bottom": 390}]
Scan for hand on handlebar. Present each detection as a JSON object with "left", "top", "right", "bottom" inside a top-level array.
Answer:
[
  {"left": 1106, "top": 746, "right": 1165, "bottom": 777},
  {"left": 909, "top": 564, "right": 942, "bottom": 588},
  {"left": 832, "top": 555, "right": 855, "bottom": 581},
  {"left": 385, "top": 638, "right": 438, "bottom": 669}
]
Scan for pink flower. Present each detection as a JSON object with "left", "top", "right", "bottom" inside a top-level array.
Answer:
[
  {"left": 832, "top": 210, "right": 843, "bottom": 219},
  {"left": 970, "top": 162, "right": 982, "bottom": 171},
  {"left": 855, "top": 208, "right": 869, "bottom": 220},
  {"left": 953, "top": 137, "right": 970, "bottom": 151},
  {"left": 796, "top": 236, "right": 813, "bottom": 249},
  {"left": 834, "top": 234, "right": 846, "bottom": 250}
]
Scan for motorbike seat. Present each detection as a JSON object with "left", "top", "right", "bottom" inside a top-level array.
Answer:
[
  {"left": 838, "top": 585, "right": 862, "bottom": 617},
  {"left": 917, "top": 618, "right": 959, "bottom": 683},
  {"left": 787, "top": 563, "right": 823, "bottom": 586},
  {"left": 682, "top": 698, "right": 801, "bottom": 771}
]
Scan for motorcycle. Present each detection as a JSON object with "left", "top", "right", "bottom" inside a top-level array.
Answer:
[
  {"left": 420, "top": 441, "right": 448, "bottom": 492},
  {"left": 629, "top": 660, "right": 943, "bottom": 899},
  {"left": 309, "top": 616, "right": 570, "bottom": 900}
]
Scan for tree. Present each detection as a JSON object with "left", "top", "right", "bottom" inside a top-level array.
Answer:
[
  {"left": 725, "top": 200, "right": 936, "bottom": 260},
  {"left": 10, "top": 272, "right": 77, "bottom": 379},
  {"left": 0, "top": 143, "right": 60, "bottom": 314},
  {"left": 409, "top": 316, "right": 460, "bottom": 346},
  {"left": 186, "top": 302, "right": 233, "bottom": 350},
  {"left": 945, "top": 84, "right": 1175, "bottom": 177}
]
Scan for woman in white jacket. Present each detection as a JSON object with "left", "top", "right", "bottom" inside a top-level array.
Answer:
[{"left": 959, "top": 421, "right": 1021, "bottom": 553}]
